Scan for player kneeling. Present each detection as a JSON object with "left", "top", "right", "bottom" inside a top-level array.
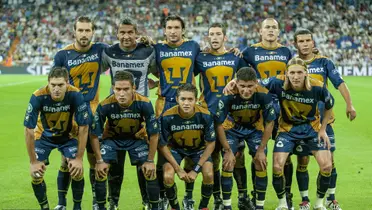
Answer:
[
  {"left": 90, "top": 71, "right": 160, "bottom": 210},
  {"left": 24, "top": 67, "right": 89, "bottom": 210},
  {"left": 261, "top": 57, "right": 334, "bottom": 210},
  {"left": 158, "top": 84, "right": 216, "bottom": 210}
]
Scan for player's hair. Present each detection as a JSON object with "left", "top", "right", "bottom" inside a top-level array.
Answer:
[
  {"left": 118, "top": 17, "right": 138, "bottom": 33},
  {"left": 236, "top": 67, "right": 257, "bottom": 82},
  {"left": 48, "top": 66, "right": 69, "bottom": 81},
  {"left": 164, "top": 14, "right": 185, "bottom": 29},
  {"left": 293, "top": 28, "right": 313, "bottom": 43},
  {"left": 73, "top": 16, "right": 96, "bottom": 31},
  {"left": 176, "top": 83, "right": 198, "bottom": 98},
  {"left": 284, "top": 57, "right": 311, "bottom": 91},
  {"left": 208, "top": 23, "right": 227, "bottom": 35},
  {"left": 261, "top": 18, "right": 279, "bottom": 29},
  {"left": 113, "top": 70, "right": 135, "bottom": 86}
]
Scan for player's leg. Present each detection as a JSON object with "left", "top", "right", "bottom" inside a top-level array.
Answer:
[
  {"left": 87, "top": 136, "right": 98, "bottom": 208},
  {"left": 163, "top": 161, "right": 179, "bottom": 210},
  {"left": 211, "top": 142, "right": 223, "bottom": 210},
  {"left": 57, "top": 155, "right": 70, "bottom": 208},
  {"left": 233, "top": 137, "right": 249, "bottom": 208},
  {"left": 182, "top": 157, "right": 195, "bottom": 210},
  {"left": 107, "top": 150, "right": 126, "bottom": 208},
  {"left": 296, "top": 154, "right": 311, "bottom": 209},
  {"left": 199, "top": 161, "right": 214, "bottom": 209},
  {"left": 284, "top": 156, "right": 294, "bottom": 210}
]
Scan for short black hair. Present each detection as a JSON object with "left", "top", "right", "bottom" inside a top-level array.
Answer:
[
  {"left": 74, "top": 16, "right": 96, "bottom": 31},
  {"left": 294, "top": 28, "right": 313, "bottom": 43},
  {"left": 208, "top": 22, "right": 227, "bottom": 35},
  {"left": 236, "top": 67, "right": 257, "bottom": 81},
  {"left": 48, "top": 66, "right": 69, "bottom": 81},
  {"left": 118, "top": 17, "right": 138, "bottom": 33},
  {"left": 113, "top": 71, "right": 134, "bottom": 86},
  {"left": 164, "top": 14, "right": 185, "bottom": 29},
  {"left": 176, "top": 83, "right": 198, "bottom": 98}
]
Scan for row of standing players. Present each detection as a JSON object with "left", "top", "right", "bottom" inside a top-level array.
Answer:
[{"left": 24, "top": 15, "right": 356, "bottom": 210}]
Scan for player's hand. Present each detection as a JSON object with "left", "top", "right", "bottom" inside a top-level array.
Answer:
[
  {"left": 135, "top": 126, "right": 148, "bottom": 141},
  {"left": 229, "top": 47, "right": 243, "bottom": 58},
  {"left": 318, "top": 129, "right": 331, "bottom": 150},
  {"left": 137, "top": 36, "right": 155, "bottom": 46},
  {"left": 176, "top": 168, "right": 189, "bottom": 182},
  {"left": 223, "top": 79, "right": 237, "bottom": 95},
  {"left": 95, "top": 162, "right": 109, "bottom": 179},
  {"left": 187, "top": 170, "right": 198, "bottom": 183},
  {"left": 346, "top": 104, "right": 356, "bottom": 121},
  {"left": 30, "top": 161, "right": 46, "bottom": 178},
  {"left": 254, "top": 148, "right": 267, "bottom": 170},
  {"left": 142, "top": 161, "right": 156, "bottom": 180},
  {"left": 223, "top": 150, "right": 236, "bottom": 171},
  {"left": 68, "top": 158, "right": 83, "bottom": 178},
  {"left": 148, "top": 79, "right": 159, "bottom": 90}
]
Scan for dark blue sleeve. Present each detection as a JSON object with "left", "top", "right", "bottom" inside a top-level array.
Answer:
[
  {"left": 325, "top": 59, "right": 344, "bottom": 89},
  {"left": 319, "top": 87, "right": 334, "bottom": 110},
  {"left": 237, "top": 57, "right": 248, "bottom": 69},
  {"left": 53, "top": 51, "right": 64, "bottom": 67},
  {"left": 261, "top": 93, "right": 276, "bottom": 123},
  {"left": 142, "top": 101, "right": 159, "bottom": 136},
  {"left": 286, "top": 48, "right": 293, "bottom": 62},
  {"left": 24, "top": 94, "right": 41, "bottom": 129},
  {"left": 159, "top": 116, "right": 170, "bottom": 146},
  {"left": 215, "top": 95, "right": 231, "bottom": 124},
  {"left": 194, "top": 55, "right": 202, "bottom": 76},
  {"left": 260, "top": 77, "right": 278, "bottom": 94},
  {"left": 91, "top": 104, "right": 105, "bottom": 136},
  {"left": 203, "top": 114, "right": 216, "bottom": 142},
  {"left": 73, "top": 92, "right": 89, "bottom": 126},
  {"left": 242, "top": 47, "right": 252, "bottom": 65}
]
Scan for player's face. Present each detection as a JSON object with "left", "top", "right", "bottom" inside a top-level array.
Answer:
[
  {"left": 208, "top": 27, "right": 226, "bottom": 50},
  {"left": 177, "top": 91, "right": 196, "bottom": 115},
  {"left": 260, "top": 19, "right": 279, "bottom": 42},
  {"left": 295, "top": 34, "right": 315, "bottom": 56},
  {"left": 165, "top": 20, "right": 183, "bottom": 44},
  {"left": 113, "top": 80, "right": 134, "bottom": 106},
  {"left": 74, "top": 22, "right": 94, "bottom": 47},
  {"left": 287, "top": 65, "right": 307, "bottom": 90},
  {"left": 117, "top": 24, "right": 137, "bottom": 49},
  {"left": 48, "top": 77, "right": 67, "bottom": 101},
  {"left": 236, "top": 80, "right": 257, "bottom": 99}
]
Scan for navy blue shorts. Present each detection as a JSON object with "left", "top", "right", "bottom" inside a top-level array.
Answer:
[
  {"left": 168, "top": 148, "right": 212, "bottom": 166},
  {"left": 35, "top": 138, "right": 78, "bottom": 163},
  {"left": 274, "top": 132, "right": 329, "bottom": 154},
  {"left": 101, "top": 139, "right": 148, "bottom": 166}
]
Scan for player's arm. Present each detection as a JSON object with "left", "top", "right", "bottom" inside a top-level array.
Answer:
[{"left": 319, "top": 88, "right": 335, "bottom": 150}]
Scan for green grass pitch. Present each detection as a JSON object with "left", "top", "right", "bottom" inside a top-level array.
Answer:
[{"left": 0, "top": 75, "right": 371, "bottom": 209}]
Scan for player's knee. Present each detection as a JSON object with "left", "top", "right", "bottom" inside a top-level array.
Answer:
[
  {"left": 202, "top": 163, "right": 214, "bottom": 184},
  {"left": 254, "top": 160, "right": 265, "bottom": 171},
  {"left": 297, "top": 155, "right": 309, "bottom": 165},
  {"left": 96, "top": 174, "right": 108, "bottom": 182},
  {"left": 163, "top": 164, "right": 175, "bottom": 185},
  {"left": 320, "top": 161, "right": 332, "bottom": 173},
  {"left": 273, "top": 161, "right": 284, "bottom": 173},
  {"left": 31, "top": 176, "right": 44, "bottom": 185}
]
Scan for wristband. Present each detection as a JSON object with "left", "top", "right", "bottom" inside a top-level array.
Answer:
[
  {"left": 193, "top": 164, "right": 202, "bottom": 173},
  {"left": 96, "top": 159, "right": 104, "bottom": 164},
  {"left": 146, "top": 159, "right": 154, "bottom": 163}
]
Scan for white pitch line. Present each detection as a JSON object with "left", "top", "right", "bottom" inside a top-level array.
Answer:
[{"left": 0, "top": 78, "right": 45, "bottom": 88}]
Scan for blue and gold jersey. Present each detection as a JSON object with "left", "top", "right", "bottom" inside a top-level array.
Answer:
[
  {"left": 159, "top": 105, "right": 215, "bottom": 151},
  {"left": 242, "top": 43, "right": 292, "bottom": 79},
  {"left": 215, "top": 85, "right": 276, "bottom": 131},
  {"left": 154, "top": 40, "right": 200, "bottom": 101},
  {"left": 195, "top": 51, "right": 247, "bottom": 114},
  {"left": 24, "top": 85, "right": 89, "bottom": 143},
  {"left": 53, "top": 42, "right": 108, "bottom": 105},
  {"left": 262, "top": 75, "right": 334, "bottom": 133},
  {"left": 91, "top": 93, "right": 158, "bottom": 140}
]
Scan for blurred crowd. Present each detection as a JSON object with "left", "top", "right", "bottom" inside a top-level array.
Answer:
[{"left": 0, "top": 0, "right": 371, "bottom": 66}]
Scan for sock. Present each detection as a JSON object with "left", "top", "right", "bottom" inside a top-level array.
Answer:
[
  {"left": 251, "top": 162, "right": 256, "bottom": 194},
  {"left": 278, "top": 197, "right": 287, "bottom": 208},
  {"left": 89, "top": 168, "right": 97, "bottom": 204},
  {"left": 233, "top": 167, "right": 247, "bottom": 198},
  {"left": 71, "top": 176, "right": 84, "bottom": 209},
  {"left": 256, "top": 200, "right": 265, "bottom": 209},
  {"left": 221, "top": 170, "right": 233, "bottom": 205},
  {"left": 284, "top": 158, "right": 293, "bottom": 194},
  {"left": 157, "top": 166, "right": 166, "bottom": 199},
  {"left": 184, "top": 169, "right": 194, "bottom": 200},
  {"left": 213, "top": 169, "right": 221, "bottom": 199},
  {"left": 317, "top": 171, "right": 331, "bottom": 199},
  {"left": 32, "top": 178, "right": 49, "bottom": 210},
  {"left": 327, "top": 165, "right": 337, "bottom": 201},
  {"left": 57, "top": 165, "right": 70, "bottom": 206},
  {"left": 255, "top": 170, "right": 267, "bottom": 204},
  {"left": 272, "top": 171, "right": 286, "bottom": 199},
  {"left": 145, "top": 176, "right": 160, "bottom": 210},
  {"left": 137, "top": 165, "right": 148, "bottom": 202},
  {"left": 296, "top": 164, "right": 310, "bottom": 202},
  {"left": 108, "top": 152, "right": 125, "bottom": 205},
  {"left": 95, "top": 176, "right": 107, "bottom": 209},
  {"left": 164, "top": 182, "right": 179, "bottom": 209},
  {"left": 199, "top": 183, "right": 213, "bottom": 209}
]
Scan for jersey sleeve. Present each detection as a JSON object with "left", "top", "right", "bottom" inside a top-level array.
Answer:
[
  {"left": 237, "top": 57, "right": 248, "bottom": 69},
  {"left": 215, "top": 95, "right": 231, "bottom": 124},
  {"left": 325, "top": 59, "right": 344, "bottom": 89},
  {"left": 23, "top": 94, "right": 41, "bottom": 129},
  {"left": 142, "top": 101, "right": 159, "bottom": 136},
  {"left": 261, "top": 93, "right": 276, "bottom": 123},
  {"left": 91, "top": 104, "right": 106, "bottom": 136},
  {"left": 260, "top": 77, "right": 278, "bottom": 94},
  {"left": 203, "top": 114, "right": 216, "bottom": 142},
  {"left": 101, "top": 49, "right": 111, "bottom": 73},
  {"left": 319, "top": 87, "right": 334, "bottom": 110},
  {"left": 194, "top": 55, "right": 202, "bottom": 76},
  {"left": 53, "top": 51, "right": 64, "bottom": 67},
  {"left": 73, "top": 92, "right": 90, "bottom": 126},
  {"left": 158, "top": 116, "right": 170, "bottom": 146},
  {"left": 242, "top": 47, "right": 252, "bottom": 65},
  {"left": 286, "top": 48, "right": 293, "bottom": 62}
]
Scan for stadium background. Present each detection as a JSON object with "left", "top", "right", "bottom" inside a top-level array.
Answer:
[{"left": 0, "top": 0, "right": 371, "bottom": 209}]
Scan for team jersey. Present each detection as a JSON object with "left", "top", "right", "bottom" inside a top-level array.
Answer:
[
  {"left": 24, "top": 85, "right": 89, "bottom": 143},
  {"left": 242, "top": 42, "right": 292, "bottom": 79},
  {"left": 195, "top": 51, "right": 247, "bottom": 114},
  {"left": 159, "top": 105, "right": 215, "bottom": 151},
  {"left": 215, "top": 85, "right": 276, "bottom": 132},
  {"left": 154, "top": 40, "right": 200, "bottom": 101},
  {"left": 91, "top": 92, "right": 158, "bottom": 140},
  {"left": 261, "top": 75, "right": 334, "bottom": 133},
  {"left": 305, "top": 54, "right": 344, "bottom": 124},
  {"left": 102, "top": 43, "right": 155, "bottom": 97},
  {"left": 53, "top": 42, "right": 108, "bottom": 104}
]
